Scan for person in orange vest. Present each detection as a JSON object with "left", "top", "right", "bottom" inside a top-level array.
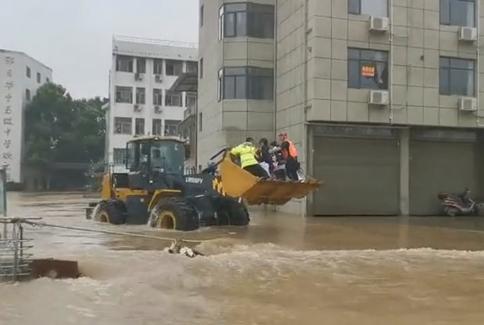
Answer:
[{"left": 278, "top": 132, "right": 300, "bottom": 181}]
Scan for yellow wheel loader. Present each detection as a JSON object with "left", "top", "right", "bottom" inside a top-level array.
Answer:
[{"left": 87, "top": 136, "right": 320, "bottom": 231}]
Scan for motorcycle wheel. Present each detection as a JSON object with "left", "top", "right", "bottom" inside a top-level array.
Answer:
[{"left": 445, "top": 207, "right": 459, "bottom": 217}]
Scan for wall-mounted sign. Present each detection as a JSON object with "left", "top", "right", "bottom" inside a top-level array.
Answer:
[{"left": 361, "top": 64, "right": 376, "bottom": 78}]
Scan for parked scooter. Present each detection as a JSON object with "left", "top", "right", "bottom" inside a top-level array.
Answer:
[{"left": 437, "top": 188, "right": 479, "bottom": 216}]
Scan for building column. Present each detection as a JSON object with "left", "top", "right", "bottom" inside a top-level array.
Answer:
[{"left": 400, "top": 128, "right": 410, "bottom": 216}]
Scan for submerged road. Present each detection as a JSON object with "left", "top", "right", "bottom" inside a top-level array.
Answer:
[{"left": 2, "top": 192, "right": 484, "bottom": 325}]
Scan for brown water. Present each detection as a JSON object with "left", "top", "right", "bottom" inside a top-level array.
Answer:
[{"left": 2, "top": 192, "right": 484, "bottom": 324}]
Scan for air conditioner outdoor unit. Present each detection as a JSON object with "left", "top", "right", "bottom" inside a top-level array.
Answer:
[
  {"left": 134, "top": 104, "right": 143, "bottom": 112},
  {"left": 458, "top": 26, "right": 477, "bottom": 42},
  {"left": 135, "top": 73, "right": 144, "bottom": 81},
  {"left": 369, "top": 90, "right": 390, "bottom": 106},
  {"left": 155, "top": 74, "right": 163, "bottom": 83},
  {"left": 154, "top": 105, "right": 162, "bottom": 114},
  {"left": 369, "top": 16, "right": 389, "bottom": 32},
  {"left": 458, "top": 97, "right": 477, "bottom": 112}
]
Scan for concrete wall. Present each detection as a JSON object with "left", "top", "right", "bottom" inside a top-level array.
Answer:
[
  {"left": 107, "top": 38, "right": 198, "bottom": 172},
  {"left": 197, "top": 0, "right": 276, "bottom": 168},
  {"left": 303, "top": 0, "right": 484, "bottom": 127},
  {"left": 0, "top": 50, "right": 52, "bottom": 184}
]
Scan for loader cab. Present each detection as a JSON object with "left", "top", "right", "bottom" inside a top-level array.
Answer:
[{"left": 125, "top": 137, "right": 186, "bottom": 191}]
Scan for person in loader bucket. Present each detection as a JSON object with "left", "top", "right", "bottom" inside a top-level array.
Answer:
[
  {"left": 231, "top": 137, "right": 269, "bottom": 178},
  {"left": 279, "top": 132, "right": 300, "bottom": 181}
]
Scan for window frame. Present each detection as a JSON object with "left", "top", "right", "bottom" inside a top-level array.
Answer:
[
  {"left": 153, "top": 88, "right": 163, "bottom": 106},
  {"left": 200, "top": 5, "right": 204, "bottom": 27},
  {"left": 347, "top": 48, "right": 389, "bottom": 90},
  {"left": 165, "top": 91, "right": 182, "bottom": 107},
  {"left": 348, "top": 0, "right": 388, "bottom": 17},
  {"left": 200, "top": 58, "right": 204, "bottom": 79},
  {"left": 113, "top": 148, "right": 126, "bottom": 165},
  {"left": 135, "top": 118, "right": 145, "bottom": 135},
  {"left": 135, "top": 87, "right": 146, "bottom": 105},
  {"left": 136, "top": 58, "right": 146, "bottom": 74},
  {"left": 440, "top": 0, "right": 476, "bottom": 27},
  {"left": 219, "top": 66, "right": 274, "bottom": 100},
  {"left": 153, "top": 59, "right": 163, "bottom": 75},
  {"left": 439, "top": 56, "right": 476, "bottom": 96},
  {"left": 115, "top": 86, "right": 133, "bottom": 103},
  {"left": 164, "top": 120, "right": 181, "bottom": 137},
  {"left": 186, "top": 61, "right": 198, "bottom": 74},
  {"left": 166, "top": 60, "right": 183, "bottom": 76},
  {"left": 152, "top": 118, "right": 162, "bottom": 136},
  {"left": 114, "top": 117, "right": 132, "bottom": 134},
  {"left": 116, "top": 55, "right": 134, "bottom": 73},
  {"left": 219, "top": 2, "right": 275, "bottom": 39}
]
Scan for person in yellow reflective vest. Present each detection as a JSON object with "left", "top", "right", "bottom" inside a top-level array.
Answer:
[{"left": 230, "top": 137, "right": 269, "bottom": 178}]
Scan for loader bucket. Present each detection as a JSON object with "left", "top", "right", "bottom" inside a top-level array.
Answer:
[{"left": 219, "top": 155, "right": 321, "bottom": 205}]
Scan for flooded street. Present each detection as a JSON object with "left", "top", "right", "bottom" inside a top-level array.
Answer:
[{"left": 2, "top": 193, "right": 484, "bottom": 324}]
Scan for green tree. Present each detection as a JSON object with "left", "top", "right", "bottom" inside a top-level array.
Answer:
[{"left": 24, "top": 83, "right": 106, "bottom": 166}]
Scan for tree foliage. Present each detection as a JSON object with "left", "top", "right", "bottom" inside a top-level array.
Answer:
[{"left": 24, "top": 83, "right": 106, "bottom": 166}]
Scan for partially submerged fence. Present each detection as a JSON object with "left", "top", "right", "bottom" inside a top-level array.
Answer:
[{"left": 0, "top": 218, "right": 35, "bottom": 281}]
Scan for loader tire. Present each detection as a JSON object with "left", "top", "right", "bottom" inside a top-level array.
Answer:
[
  {"left": 217, "top": 199, "right": 250, "bottom": 226},
  {"left": 95, "top": 200, "right": 126, "bottom": 225},
  {"left": 151, "top": 198, "right": 199, "bottom": 231},
  {"left": 229, "top": 201, "right": 250, "bottom": 226}
]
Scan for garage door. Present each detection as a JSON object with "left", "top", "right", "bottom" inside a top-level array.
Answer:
[
  {"left": 313, "top": 137, "right": 400, "bottom": 216},
  {"left": 410, "top": 141, "right": 477, "bottom": 215}
]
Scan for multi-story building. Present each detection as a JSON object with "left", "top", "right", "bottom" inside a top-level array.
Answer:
[
  {"left": 0, "top": 49, "right": 52, "bottom": 185},
  {"left": 106, "top": 36, "right": 198, "bottom": 172},
  {"left": 198, "top": 0, "right": 484, "bottom": 216}
]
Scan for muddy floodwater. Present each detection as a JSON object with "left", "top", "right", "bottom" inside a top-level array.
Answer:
[{"left": 2, "top": 193, "right": 484, "bottom": 324}]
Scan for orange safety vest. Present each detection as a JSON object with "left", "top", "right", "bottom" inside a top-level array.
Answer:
[{"left": 282, "top": 140, "right": 298, "bottom": 159}]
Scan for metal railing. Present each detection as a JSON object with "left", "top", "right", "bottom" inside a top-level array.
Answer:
[{"left": 0, "top": 218, "right": 36, "bottom": 282}]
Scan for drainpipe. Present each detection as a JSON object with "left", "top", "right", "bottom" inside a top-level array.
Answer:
[
  {"left": 273, "top": 0, "right": 278, "bottom": 141},
  {"left": 389, "top": 0, "right": 394, "bottom": 124},
  {"left": 303, "top": 0, "right": 310, "bottom": 217}
]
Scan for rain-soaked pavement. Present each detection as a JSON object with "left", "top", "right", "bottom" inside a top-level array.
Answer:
[{"left": 2, "top": 192, "right": 484, "bottom": 324}]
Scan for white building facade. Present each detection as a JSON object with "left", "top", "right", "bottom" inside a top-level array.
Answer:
[
  {"left": 106, "top": 36, "right": 198, "bottom": 171},
  {"left": 0, "top": 49, "right": 52, "bottom": 184}
]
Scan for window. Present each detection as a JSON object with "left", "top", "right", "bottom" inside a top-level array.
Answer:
[
  {"left": 348, "top": 48, "right": 388, "bottom": 90},
  {"left": 186, "top": 62, "right": 198, "bottom": 74},
  {"left": 152, "top": 119, "right": 162, "bottom": 135},
  {"left": 113, "top": 148, "right": 126, "bottom": 165},
  {"left": 440, "top": 57, "right": 475, "bottom": 96},
  {"left": 153, "top": 59, "right": 163, "bottom": 75},
  {"left": 36, "top": 72, "right": 41, "bottom": 84},
  {"left": 26, "top": 66, "right": 31, "bottom": 78},
  {"left": 25, "top": 89, "right": 31, "bottom": 101},
  {"left": 153, "top": 89, "right": 163, "bottom": 105},
  {"left": 219, "top": 67, "right": 273, "bottom": 100},
  {"left": 136, "top": 87, "right": 146, "bottom": 104},
  {"left": 199, "top": 113, "right": 203, "bottom": 132},
  {"left": 114, "top": 117, "right": 132, "bottom": 134},
  {"left": 135, "top": 118, "right": 145, "bottom": 135},
  {"left": 219, "top": 3, "right": 274, "bottom": 39},
  {"left": 186, "top": 93, "right": 197, "bottom": 108},
  {"left": 348, "top": 0, "right": 388, "bottom": 17},
  {"left": 200, "top": 58, "right": 204, "bottom": 79},
  {"left": 136, "top": 58, "right": 146, "bottom": 74},
  {"left": 115, "top": 86, "right": 133, "bottom": 103},
  {"left": 441, "top": 0, "right": 475, "bottom": 27},
  {"left": 46, "top": 77, "right": 50, "bottom": 83},
  {"left": 164, "top": 120, "right": 180, "bottom": 136},
  {"left": 165, "top": 91, "right": 182, "bottom": 106},
  {"left": 116, "top": 56, "right": 134, "bottom": 72},
  {"left": 166, "top": 60, "right": 183, "bottom": 76},
  {"left": 200, "top": 5, "right": 204, "bottom": 27}
]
